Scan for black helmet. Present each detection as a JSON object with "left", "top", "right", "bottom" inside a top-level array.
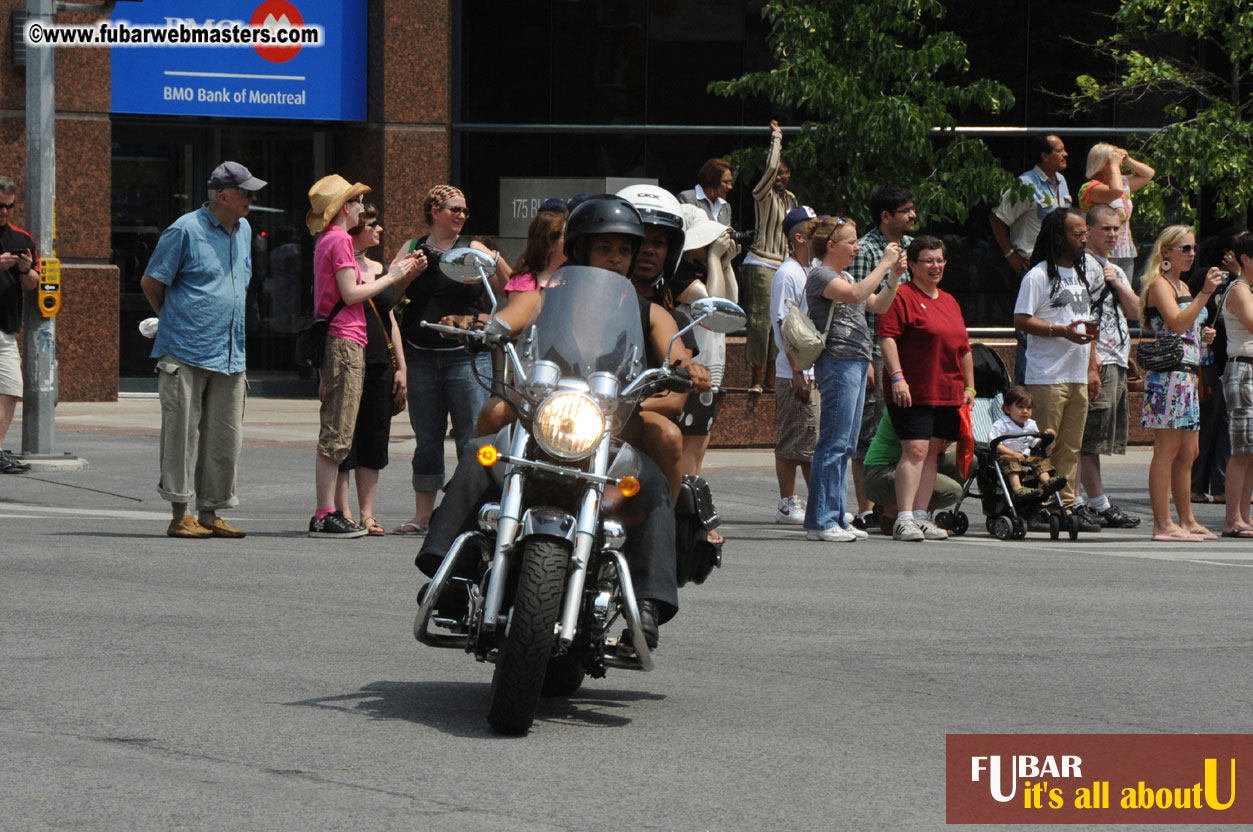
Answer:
[
  {"left": 563, "top": 194, "right": 646, "bottom": 269},
  {"left": 616, "top": 184, "right": 686, "bottom": 286}
]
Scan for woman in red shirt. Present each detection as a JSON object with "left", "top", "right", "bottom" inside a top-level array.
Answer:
[{"left": 877, "top": 236, "right": 975, "bottom": 542}]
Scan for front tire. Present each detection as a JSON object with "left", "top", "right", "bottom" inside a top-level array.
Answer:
[{"left": 486, "top": 536, "right": 569, "bottom": 735}]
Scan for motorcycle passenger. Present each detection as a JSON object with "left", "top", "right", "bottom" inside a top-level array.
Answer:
[
  {"left": 418, "top": 195, "right": 689, "bottom": 649},
  {"left": 617, "top": 184, "right": 713, "bottom": 499}
]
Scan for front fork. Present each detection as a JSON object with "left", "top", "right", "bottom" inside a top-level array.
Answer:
[
  {"left": 480, "top": 425, "right": 531, "bottom": 636},
  {"left": 557, "top": 436, "right": 610, "bottom": 648}
]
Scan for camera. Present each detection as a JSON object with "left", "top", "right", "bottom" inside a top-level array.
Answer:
[{"left": 414, "top": 242, "right": 439, "bottom": 266}]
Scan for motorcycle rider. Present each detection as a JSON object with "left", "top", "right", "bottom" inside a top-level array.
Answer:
[{"left": 417, "top": 195, "right": 690, "bottom": 649}]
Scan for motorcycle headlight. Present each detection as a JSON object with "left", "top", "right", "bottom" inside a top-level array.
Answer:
[{"left": 534, "top": 391, "right": 605, "bottom": 460}]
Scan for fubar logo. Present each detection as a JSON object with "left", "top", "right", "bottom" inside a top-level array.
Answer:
[
  {"left": 971, "top": 754, "right": 1084, "bottom": 803},
  {"left": 947, "top": 734, "right": 1250, "bottom": 824}
]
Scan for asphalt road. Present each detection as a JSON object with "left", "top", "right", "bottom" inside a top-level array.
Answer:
[{"left": 3, "top": 400, "right": 1251, "bottom": 831}]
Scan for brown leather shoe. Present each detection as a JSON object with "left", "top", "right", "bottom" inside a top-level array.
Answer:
[
  {"left": 167, "top": 515, "right": 212, "bottom": 538},
  {"left": 207, "top": 517, "right": 246, "bottom": 538}
]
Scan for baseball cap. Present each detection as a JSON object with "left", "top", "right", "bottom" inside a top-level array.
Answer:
[
  {"left": 783, "top": 205, "right": 817, "bottom": 235},
  {"left": 538, "top": 197, "right": 568, "bottom": 214},
  {"left": 207, "top": 161, "right": 267, "bottom": 191}
]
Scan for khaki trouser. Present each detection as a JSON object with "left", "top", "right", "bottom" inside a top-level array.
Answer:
[
  {"left": 317, "top": 337, "right": 365, "bottom": 464},
  {"left": 156, "top": 355, "right": 247, "bottom": 510},
  {"left": 1025, "top": 382, "right": 1088, "bottom": 506},
  {"left": 741, "top": 263, "right": 779, "bottom": 368}
]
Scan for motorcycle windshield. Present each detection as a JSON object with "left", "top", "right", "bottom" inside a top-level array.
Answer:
[{"left": 528, "top": 267, "right": 647, "bottom": 379}]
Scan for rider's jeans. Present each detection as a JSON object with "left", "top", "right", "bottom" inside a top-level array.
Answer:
[
  {"left": 418, "top": 436, "right": 680, "bottom": 622},
  {"left": 804, "top": 352, "right": 868, "bottom": 531},
  {"left": 404, "top": 347, "right": 492, "bottom": 493}
]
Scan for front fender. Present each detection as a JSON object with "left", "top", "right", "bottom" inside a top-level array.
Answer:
[{"left": 519, "top": 507, "right": 578, "bottom": 545}]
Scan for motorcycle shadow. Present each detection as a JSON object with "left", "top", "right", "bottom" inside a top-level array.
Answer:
[{"left": 287, "top": 681, "right": 664, "bottom": 737}]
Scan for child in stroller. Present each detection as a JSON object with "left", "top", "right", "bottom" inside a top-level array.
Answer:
[
  {"left": 988, "top": 386, "right": 1066, "bottom": 501},
  {"left": 950, "top": 345, "right": 1084, "bottom": 540}
]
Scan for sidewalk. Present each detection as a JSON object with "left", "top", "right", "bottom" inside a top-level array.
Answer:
[{"left": 8, "top": 396, "right": 779, "bottom": 470}]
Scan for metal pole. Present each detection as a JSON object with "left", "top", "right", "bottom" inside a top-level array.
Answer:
[{"left": 22, "top": 0, "right": 56, "bottom": 455}]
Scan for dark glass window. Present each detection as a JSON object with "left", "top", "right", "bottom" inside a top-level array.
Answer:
[{"left": 112, "top": 120, "right": 323, "bottom": 378}]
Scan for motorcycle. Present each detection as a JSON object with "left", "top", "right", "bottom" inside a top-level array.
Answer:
[{"left": 413, "top": 247, "right": 744, "bottom": 735}]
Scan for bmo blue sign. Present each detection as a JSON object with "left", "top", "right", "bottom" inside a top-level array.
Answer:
[{"left": 110, "top": 0, "right": 366, "bottom": 121}]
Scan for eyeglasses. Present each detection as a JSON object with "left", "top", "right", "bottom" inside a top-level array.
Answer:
[
  {"left": 348, "top": 195, "right": 364, "bottom": 205},
  {"left": 366, "top": 220, "right": 379, "bottom": 229},
  {"left": 0, "top": 201, "right": 15, "bottom": 210},
  {"left": 892, "top": 206, "right": 916, "bottom": 215},
  {"left": 1174, "top": 244, "right": 1196, "bottom": 253},
  {"left": 914, "top": 258, "right": 946, "bottom": 266},
  {"left": 446, "top": 206, "right": 469, "bottom": 216}
]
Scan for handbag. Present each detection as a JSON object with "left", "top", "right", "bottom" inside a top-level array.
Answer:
[
  {"left": 780, "top": 298, "right": 837, "bottom": 371},
  {"left": 368, "top": 297, "right": 407, "bottom": 416},
  {"left": 294, "top": 299, "right": 345, "bottom": 370},
  {"left": 956, "top": 403, "right": 975, "bottom": 479},
  {"left": 1135, "top": 333, "right": 1184, "bottom": 372}
]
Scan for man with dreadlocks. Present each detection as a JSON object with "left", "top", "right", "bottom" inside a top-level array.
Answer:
[{"left": 1012, "top": 207, "right": 1101, "bottom": 532}]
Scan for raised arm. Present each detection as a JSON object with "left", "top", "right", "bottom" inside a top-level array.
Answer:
[
  {"left": 752, "top": 121, "right": 784, "bottom": 201},
  {"left": 1146, "top": 269, "right": 1221, "bottom": 335}
]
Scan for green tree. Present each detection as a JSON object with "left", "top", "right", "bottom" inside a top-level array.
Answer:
[
  {"left": 709, "top": 0, "right": 1020, "bottom": 226},
  {"left": 1074, "top": 0, "right": 1253, "bottom": 229}
]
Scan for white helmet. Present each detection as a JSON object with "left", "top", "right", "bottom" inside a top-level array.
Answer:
[{"left": 616, "top": 183, "right": 686, "bottom": 282}]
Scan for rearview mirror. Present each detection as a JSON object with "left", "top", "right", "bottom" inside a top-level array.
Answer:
[
  {"left": 689, "top": 297, "right": 746, "bottom": 334},
  {"left": 440, "top": 247, "right": 496, "bottom": 284}
]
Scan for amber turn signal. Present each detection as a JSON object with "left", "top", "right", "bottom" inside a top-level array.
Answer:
[
  {"left": 617, "top": 475, "right": 640, "bottom": 497},
  {"left": 477, "top": 445, "right": 498, "bottom": 466}
]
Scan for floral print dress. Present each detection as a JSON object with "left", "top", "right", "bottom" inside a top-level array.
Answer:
[{"left": 1140, "top": 296, "right": 1204, "bottom": 431}]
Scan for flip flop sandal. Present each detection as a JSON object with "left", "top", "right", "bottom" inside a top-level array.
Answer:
[
  {"left": 1187, "top": 529, "right": 1219, "bottom": 540},
  {"left": 361, "top": 516, "right": 386, "bottom": 536},
  {"left": 1220, "top": 527, "right": 1253, "bottom": 538},
  {"left": 393, "top": 521, "right": 429, "bottom": 535},
  {"left": 1190, "top": 492, "right": 1212, "bottom": 503},
  {"left": 1151, "top": 530, "right": 1203, "bottom": 542}
]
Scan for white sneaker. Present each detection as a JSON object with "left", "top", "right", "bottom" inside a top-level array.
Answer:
[
  {"left": 893, "top": 516, "right": 925, "bottom": 542},
  {"left": 915, "top": 514, "right": 949, "bottom": 540},
  {"left": 806, "top": 526, "right": 857, "bottom": 542},
  {"left": 775, "top": 495, "right": 806, "bottom": 525},
  {"left": 845, "top": 524, "right": 869, "bottom": 540}
]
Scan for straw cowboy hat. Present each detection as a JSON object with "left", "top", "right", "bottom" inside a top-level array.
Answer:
[{"left": 306, "top": 174, "right": 370, "bottom": 236}]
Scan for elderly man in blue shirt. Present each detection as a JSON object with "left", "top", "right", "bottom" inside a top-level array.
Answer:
[{"left": 141, "top": 161, "right": 265, "bottom": 539}]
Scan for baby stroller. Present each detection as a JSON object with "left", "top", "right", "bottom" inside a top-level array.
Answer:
[{"left": 937, "top": 343, "right": 1081, "bottom": 541}]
